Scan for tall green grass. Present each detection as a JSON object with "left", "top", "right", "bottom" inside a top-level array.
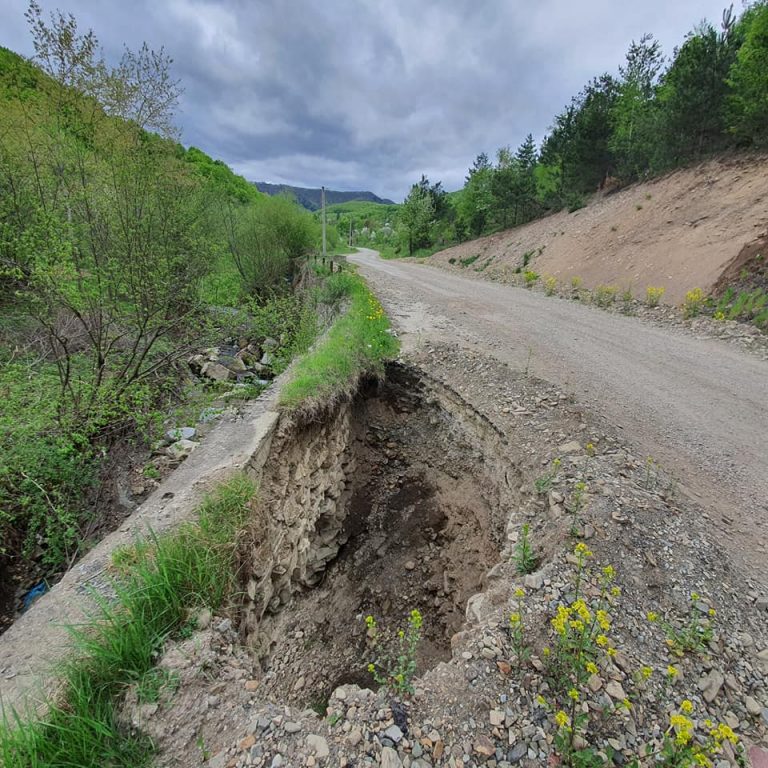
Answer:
[
  {"left": 0, "top": 475, "right": 255, "bottom": 768},
  {"left": 280, "top": 271, "right": 399, "bottom": 409}
]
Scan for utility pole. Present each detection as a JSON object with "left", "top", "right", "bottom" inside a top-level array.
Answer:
[{"left": 321, "top": 185, "right": 327, "bottom": 261}]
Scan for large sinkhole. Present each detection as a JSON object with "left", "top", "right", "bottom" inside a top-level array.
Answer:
[{"left": 242, "top": 363, "right": 515, "bottom": 708}]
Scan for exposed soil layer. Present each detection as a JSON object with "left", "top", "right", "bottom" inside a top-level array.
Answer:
[
  {"left": 427, "top": 153, "right": 768, "bottom": 304},
  {"left": 251, "top": 365, "right": 508, "bottom": 708}
]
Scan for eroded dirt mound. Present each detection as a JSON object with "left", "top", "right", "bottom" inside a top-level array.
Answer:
[{"left": 428, "top": 154, "right": 768, "bottom": 304}]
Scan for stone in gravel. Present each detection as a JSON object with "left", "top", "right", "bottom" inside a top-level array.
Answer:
[
  {"left": 405, "top": 560, "right": 416, "bottom": 570},
  {"left": 284, "top": 722, "right": 301, "bottom": 734},
  {"left": 698, "top": 670, "right": 725, "bottom": 703},
  {"left": 270, "top": 757, "right": 284, "bottom": 768},
  {"left": 748, "top": 747, "right": 768, "bottom": 768},
  {"left": 588, "top": 674, "right": 603, "bottom": 692},
  {"left": 167, "top": 438, "right": 198, "bottom": 460},
  {"left": 306, "top": 735, "right": 329, "bottom": 758},
  {"left": 166, "top": 426, "right": 196, "bottom": 441},
  {"left": 347, "top": 728, "right": 363, "bottom": 747},
  {"left": 490, "top": 709, "right": 505, "bottom": 726},
  {"left": 605, "top": 681, "right": 626, "bottom": 700},
  {"left": 509, "top": 743, "right": 527, "bottom": 763},
  {"left": 202, "top": 362, "right": 233, "bottom": 382},
  {"left": 239, "top": 735, "right": 255, "bottom": 749},
  {"left": 558, "top": 440, "right": 582, "bottom": 454},
  {"left": 524, "top": 572, "right": 544, "bottom": 589},
  {"left": 244, "top": 680, "right": 259, "bottom": 691},
  {"left": 474, "top": 735, "right": 496, "bottom": 756},
  {"left": 381, "top": 747, "right": 402, "bottom": 768},
  {"left": 755, "top": 596, "right": 768, "bottom": 611},
  {"left": 745, "top": 696, "right": 762, "bottom": 716},
  {"left": 385, "top": 725, "right": 404, "bottom": 743}
]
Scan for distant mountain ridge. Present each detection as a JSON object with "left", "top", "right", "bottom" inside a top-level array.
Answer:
[{"left": 252, "top": 182, "right": 394, "bottom": 211}]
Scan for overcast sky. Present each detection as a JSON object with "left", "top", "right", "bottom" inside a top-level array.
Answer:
[{"left": 0, "top": 0, "right": 731, "bottom": 200}]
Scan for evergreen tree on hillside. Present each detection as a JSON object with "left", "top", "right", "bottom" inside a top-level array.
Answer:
[
  {"left": 727, "top": 2, "right": 768, "bottom": 146},
  {"left": 657, "top": 12, "right": 740, "bottom": 164},
  {"left": 610, "top": 34, "right": 664, "bottom": 179}
]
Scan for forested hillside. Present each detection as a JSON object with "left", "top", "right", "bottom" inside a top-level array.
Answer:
[
  {"left": 253, "top": 182, "right": 394, "bottom": 210},
  {"left": 390, "top": 3, "right": 768, "bottom": 258},
  {"left": 0, "top": 8, "right": 322, "bottom": 615}
]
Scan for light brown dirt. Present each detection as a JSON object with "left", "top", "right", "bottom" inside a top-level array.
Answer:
[{"left": 428, "top": 154, "right": 768, "bottom": 304}]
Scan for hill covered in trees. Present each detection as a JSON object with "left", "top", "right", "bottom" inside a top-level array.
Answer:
[
  {"left": 0, "top": 9, "right": 322, "bottom": 608},
  {"left": 391, "top": 2, "right": 768, "bottom": 258},
  {"left": 253, "top": 182, "right": 394, "bottom": 211}
]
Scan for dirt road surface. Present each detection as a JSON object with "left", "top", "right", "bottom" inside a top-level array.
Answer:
[{"left": 350, "top": 248, "right": 768, "bottom": 587}]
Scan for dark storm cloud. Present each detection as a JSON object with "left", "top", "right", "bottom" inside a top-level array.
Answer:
[{"left": 0, "top": 0, "right": 729, "bottom": 200}]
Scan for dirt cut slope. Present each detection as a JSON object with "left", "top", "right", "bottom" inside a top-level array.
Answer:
[{"left": 429, "top": 154, "right": 768, "bottom": 304}]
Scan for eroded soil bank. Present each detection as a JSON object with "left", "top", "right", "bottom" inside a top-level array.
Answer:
[{"left": 249, "top": 364, "right": 515, "bottom": 708}]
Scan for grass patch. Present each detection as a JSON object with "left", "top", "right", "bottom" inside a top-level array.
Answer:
[
  {"left": 0, "top": 475, "right": 256, "bottom": 768},
  {"left": 279, "top": 272, "right": 399, "bottom": 409},
  {"left": 459, "top": 255, "right": 479, "bottom": 268}
]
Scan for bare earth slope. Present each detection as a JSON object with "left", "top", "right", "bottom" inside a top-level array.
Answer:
[
  {"left": 350, "top": 248, "right": 768, "bottom": 590},
  {"left": 428, "top": 154, "right": 768, "bottom": 304}
]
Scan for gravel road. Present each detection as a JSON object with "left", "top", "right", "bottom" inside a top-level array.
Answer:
[{"left": 350, "top": 248, "right": 768, "bottom": 585}]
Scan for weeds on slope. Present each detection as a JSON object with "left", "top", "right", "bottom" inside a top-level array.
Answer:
[
  {"left": 0, "top": 475, "right": 255, "bottom": 768},
  {"left": 280, "top": 271, "right": 399, "bottom": 410}
]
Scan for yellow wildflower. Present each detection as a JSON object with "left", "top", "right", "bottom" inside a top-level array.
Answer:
[
  {"left": 585, "top": 662, "right": 598, "bottom": 675},
  {"left": 514, "top": 588, "right": 525, "bottom": 598},
  {"left": 670, "top": 713, "right": 694, "bottom": 745},
  {"left": 607, "top": 647, "right": 617, "bottom": 658},
  {"left": 596, "top": 609, "right": 611, "bottom": 631},
  {"left": 611, "top": 586, "right": 621, "bottom": 597},
  {"left": 510, "top": 612, "right": 521, "bottom": 625},
  {"left": 573, "top": 599, "right": 591, "bottom": 622},
  {"left": 693, "top": 755, "right": 712, "bottom": 767},
  {"left": 710, "top": 723, "right": 738, "bottom": 745},
  {"left": 574, "top": 542, "right": 593, "bottom": 558},
  {"left": 568, "top": 688, "right": 579, "bottom": 701},
  {"left": 691, "top": 592, "right": 700, "bottom": 602},
  {"left": 596, "top": 634, "right": 609, "bottom": 647},
  {"left": 667, "top": 665, "right": 679, "bottom": 678},
  {"left": 569, "top": 619, "right": 585, "bottom": 632},
  {"left": 641, "top": 666, "right": 653, "bottom": 680},
  {"left": 542, "top": 646, "right": 551, "bottom": 657},
  {"left": 646, "top": 611, "right": 658, "bottom": 622},
  {"left": 602, "top": 565, "right": 615, "bottom": 580},
  {"left": 708, "top": 608, "right": 716, "bottom": 617},
  {"left": 367, "top": 663, "right": 375, "bottom": 673},
  {"left": 555, "top": 710, "right": 570, "bottom": 728},
  {"left": 680, "top": 700, "right": 693, "bottom": 714}
]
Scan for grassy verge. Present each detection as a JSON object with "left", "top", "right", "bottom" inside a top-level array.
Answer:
[
  {"left": 377, "top": 243, "right": 446, "bottom": 260},
  {"left": 0, "top": 475, "right": 255, "bottom": 768},
  {"left": 279, "top": 270, "right": 399, "bottom": 409}
]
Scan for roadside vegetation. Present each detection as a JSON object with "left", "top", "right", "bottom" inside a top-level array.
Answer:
[
  {"left": 280, "top": 267, "right": 399, "bottom": 411},
  {"left": 0, "top": 475, "right": 255, "bottom": 768},
  {"left": 0, "top": 6, "right": 323, "bottom": 612}
]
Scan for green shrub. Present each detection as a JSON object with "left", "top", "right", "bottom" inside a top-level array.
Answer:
[
  {"left": 682, "top": 288, "right": 705, "bottom": 318},
  {"left": 593, "top": 285, "right": 617, "bottom": 307},
  {"left": 523, "top": 270, "right": 539, "bottom": 287},
  {"left": 645, "top": 286, "right": 666, "bottom": 307}
]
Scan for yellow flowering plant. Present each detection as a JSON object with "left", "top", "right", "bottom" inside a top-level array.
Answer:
[{"left": 364, "top": 609, "right": 423, "bottom": 696}]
